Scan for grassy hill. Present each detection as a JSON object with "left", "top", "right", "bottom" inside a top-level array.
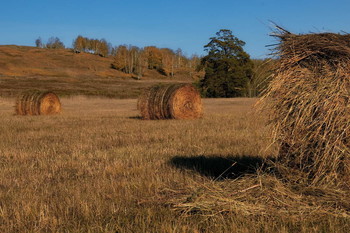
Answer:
[{"left": 0, "top": 45, "right": 197, "bottom": 98}]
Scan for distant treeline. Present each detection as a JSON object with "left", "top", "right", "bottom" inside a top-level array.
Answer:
[
  {"left": 35, "top": 37, "right": 65, "bottom": 49},
  {"left": 72, "top": 35, "right": 111, "bottom": 57},
  {"left": 110, "top": 45, "right": 201, "bottom": 78},
  {"left": 34, "top": 34, "right": 274, "bottom": 96},
  {"left": 73, "top": 35, "right": 201, "bottom": 78},
  {"left": 36, "top": 35, "right": 201, "bottom": 78}
]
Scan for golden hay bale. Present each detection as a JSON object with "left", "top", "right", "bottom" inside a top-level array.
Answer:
[
  {"left": 260, "top": 29, "right": 350, "bottom": 185},
  {"left": 15, "top": 91, "right": 61, "bottom": 115},
  {"left": 138, "top": 84, "right": 202, "bottom": 120}
]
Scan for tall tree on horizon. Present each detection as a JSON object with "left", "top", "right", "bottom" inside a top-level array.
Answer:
[{"left": 198, "top": 29, "right": 253, "bottom": 97}]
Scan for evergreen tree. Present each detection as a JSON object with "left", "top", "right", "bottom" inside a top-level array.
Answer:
[{"left": 199, "top": 29, "right": 253, "bottom": 97}]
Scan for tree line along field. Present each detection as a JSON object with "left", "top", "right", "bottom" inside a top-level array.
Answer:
[
  {"left": 1, "top": 96, "right": 349, "bottom": 232},
  {"left": 0, "top": 45, "right": 198, "bottom": 98},
  {"left": 0, "top": 44, "right": 272, "bottom": 99}
]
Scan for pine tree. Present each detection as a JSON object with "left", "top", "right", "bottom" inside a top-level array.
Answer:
[{"left": 199, "top": 29, "right": 253, "bottom": 97}]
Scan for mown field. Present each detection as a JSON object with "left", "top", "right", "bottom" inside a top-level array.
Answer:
[
  {"left": 0, "top": 45, "right": 196, "bottom": 99},
  {"left": 0, "top": 97, "right": 349, "bottom": 232}
]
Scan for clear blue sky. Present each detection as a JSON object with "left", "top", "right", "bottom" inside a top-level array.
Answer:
[{"left": 1, "top": 0, "right": 350, "bottom": 59}]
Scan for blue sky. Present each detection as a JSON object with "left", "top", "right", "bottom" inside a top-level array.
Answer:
[{"left": 1, "top": 0, "right": 350, "bottom": 58}]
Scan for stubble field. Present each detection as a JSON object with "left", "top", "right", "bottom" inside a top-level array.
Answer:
[{"left": 0, "top": 97, "right": 349, "bottom": 232}]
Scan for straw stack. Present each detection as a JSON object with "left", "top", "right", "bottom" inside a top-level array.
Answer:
[{"left": 260, "top": 28, "right": 350, "bottom": 185}]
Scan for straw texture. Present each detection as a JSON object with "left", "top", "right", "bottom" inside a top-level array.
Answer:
[
  {"left": 15, "top": 91, "right": 61, "bottom": 115},
  {"left": 138, "top": 84, "right": 202, "bottom": 120},
  {"left": 260, "top": 29, "right": 350, "bottom": 185}
]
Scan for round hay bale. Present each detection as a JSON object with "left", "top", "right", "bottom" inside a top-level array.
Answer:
[
  {"left": 260, "top": 29, "right": 350, "bottom": 185},
  {"left": 15, "top": 91, "right": 61, "bottom": 115},
  {"left": 138, "top": 84, "right": 202, "bottom": 120}
]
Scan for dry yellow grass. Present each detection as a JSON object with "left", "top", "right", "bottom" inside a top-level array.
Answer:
[
  {"left": 0, "top": 45, "right": 197, "bottom": 99},
  {"left": 0, "top": 97, "right": 349, "bottom": 232}
]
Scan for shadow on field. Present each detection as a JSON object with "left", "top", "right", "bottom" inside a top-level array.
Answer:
[
  {"left": 129, "top": 116, "right": 142, "bottom": 120},
  {"left": 170, "top": 155, "right": 271, "bottom": 180}
]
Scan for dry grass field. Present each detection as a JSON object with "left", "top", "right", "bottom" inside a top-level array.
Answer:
[
  {"left": 0, "top": 45, "right": 195, "bottom": 98},
  {"left": 0, "top": 97, "right": 349, "bottom": 232}
]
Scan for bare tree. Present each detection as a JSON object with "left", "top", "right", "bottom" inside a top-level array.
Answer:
[
  {"left": 46, "top": 37, "right": 65, "bottom": 49},
  {"left": 35, "top": 37, "right": 43, "bottom": 48}
]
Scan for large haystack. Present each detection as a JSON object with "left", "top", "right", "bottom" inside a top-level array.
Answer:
[
  {"left": 138, "top": 84, "right": 202, "bottom": 120},
  {"left": 260, "top": 29, "right": 350, "bottom": 185},
  {"left": 16, "top": 91, "right": 61, "bottom": 115}
]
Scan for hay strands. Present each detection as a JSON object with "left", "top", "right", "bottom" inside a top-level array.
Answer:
[
  {"left": 259, "top": 29, "right": 350, "bottom": 186},
  {"left": 15, "top": 91, "right": 61, "bottom": 115},
  {"left": 138, "top": 84, "right": 203, "bottom": 120}
]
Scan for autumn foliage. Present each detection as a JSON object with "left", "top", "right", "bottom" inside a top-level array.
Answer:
[
  {"left": 111, "top": 45, "right": 200, "bottom": 78},
  {"left": 73, "top": 35, "right": 110, "bottom": 57}
]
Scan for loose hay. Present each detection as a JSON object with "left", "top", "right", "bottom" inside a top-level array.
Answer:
[
  {"left": 168, "top": 40, "right": 350, "bottom": 220},
  {"left": 260, "top": 28, "right": 350, "bottom": 186},
  {"left": 15, "top": 91, "right": 61, "bottom": 115},
  {"left": 169, "top": 172, "right": 350, "bottom": 220},
  {"left": 138, "top": 84, "right": 202, "bottom": 120}
]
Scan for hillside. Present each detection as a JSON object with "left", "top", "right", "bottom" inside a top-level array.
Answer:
[{"left": 0, "top": 45, "right": 198, "bottom": 98}]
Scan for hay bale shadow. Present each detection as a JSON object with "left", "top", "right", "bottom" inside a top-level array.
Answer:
[
  {"left": 170, "top": 155, "right": 273, "bottom": 180},
  {"left": 129, "top": 116, "right": 143, "bottom": 120}
]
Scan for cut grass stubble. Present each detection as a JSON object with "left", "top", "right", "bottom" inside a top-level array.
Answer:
[{"left": 0, "top": 97, "right": 349, "bottom": 232}]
